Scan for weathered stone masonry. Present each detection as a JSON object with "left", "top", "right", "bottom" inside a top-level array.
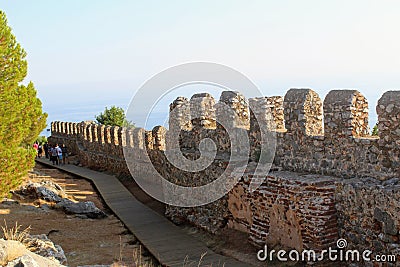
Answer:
[{"left": 49, "top": 88, "right": 400, "bottom": 264}]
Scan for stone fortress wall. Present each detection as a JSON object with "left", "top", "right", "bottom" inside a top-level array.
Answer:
[{"left": 49, "top": 88, "right": 400, "bottom": 263}]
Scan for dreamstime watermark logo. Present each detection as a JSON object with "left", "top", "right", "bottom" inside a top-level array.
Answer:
[
  {"left": 257, "top": 238, "right": 397, "bottom": 263},
  {"left": 123, "top": 62, "right": 276, "bottom": 207}
]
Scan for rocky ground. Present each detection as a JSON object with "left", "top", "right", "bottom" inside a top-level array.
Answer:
[
  {"left": 0, "top": 163, "right": 157, "bottom": 267},
  {"left": 1, "top": 161, "right": 294, "bottom": 267}
]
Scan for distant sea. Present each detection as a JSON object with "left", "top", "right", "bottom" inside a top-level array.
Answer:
[{"left": 41, "top": 103, "right": 169, "bottom": 137}]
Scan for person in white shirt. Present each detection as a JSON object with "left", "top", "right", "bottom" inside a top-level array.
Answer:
[{"left": 55, "top": 144, "right": 63, "bottom": 165}]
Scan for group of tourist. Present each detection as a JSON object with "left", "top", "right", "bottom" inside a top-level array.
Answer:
[
  {"left": 33, "top": 142, "right": 69, "bottom": 165},
  {"left": 32, "top": 142, "right": 43, "bottom": 158}
]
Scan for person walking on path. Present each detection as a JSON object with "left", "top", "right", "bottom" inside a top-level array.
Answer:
[
  {"left": 56, "top": 144, "right": 63, "bottom": 165},
  {"left": 61, "top": 144, "right": 69, "bottom": 164},
  {"left": 33, "top": 142, "right": 38, "bottom": 158},
  {"left": 38, "top": 145, "right": 43, "bottom": 158},
  {"left": 44, "top": 142, "right": 49, "bottom": 159},
  {"left": 50, "top": 145, "right": 58, "bottom": 165},
  {"left": 48, "top": 143, "right": 53, "bottom": 161}
]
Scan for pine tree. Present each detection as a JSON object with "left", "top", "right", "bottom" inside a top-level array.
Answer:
[
  {"left": 95, "top": 106, "right": 135, "bottom": 127},
  {"left": 372, "top": 124, "right": 379, "bottom": 136},
  {"left": 0, "top": 10, "right": 47, "bottom": 196}
]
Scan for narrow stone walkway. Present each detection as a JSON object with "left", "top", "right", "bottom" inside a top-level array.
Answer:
[{"left": 35, "top": 158, "right": 249, "bottom": 267}]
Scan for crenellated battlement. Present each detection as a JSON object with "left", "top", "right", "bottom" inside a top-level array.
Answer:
[
  {"left": 324, "top": 89, "right": 370, "bottom": 138},
  {"left": 283, "top": 88, "right": 323, "bottom": 137},
  {"left": 50, "top": 88, "right": 400, "bottom": 179}
]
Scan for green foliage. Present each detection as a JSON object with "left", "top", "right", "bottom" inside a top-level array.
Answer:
[
  {"left": 372, "top": 124, "right": 379, "bottom": 136},
  {"left": 95, "top": 106, "right": 135, "bottom": 127},
  {"left": 0, "top": 10, "right": 47, "bottom": 197},
  {"left": 35, "top": 136, "right": 47, "bottom": 145}
]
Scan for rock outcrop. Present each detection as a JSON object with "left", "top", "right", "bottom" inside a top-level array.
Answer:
[
  {"left": 13, "top": 181, "right": 106, "bottom": 219},
  {"left": 0, "top": 239, "right": 66, "bottom": 267}
]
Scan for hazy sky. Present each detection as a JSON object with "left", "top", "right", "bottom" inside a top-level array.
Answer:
[{"left": 2, "top": 0, "right": 400, "bottom": 131}]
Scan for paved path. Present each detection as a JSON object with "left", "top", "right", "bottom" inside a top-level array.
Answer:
[{"left": 36, "top": 158, "right": 249, "bottom": 267}]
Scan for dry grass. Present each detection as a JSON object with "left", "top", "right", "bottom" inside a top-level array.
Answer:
[
  {"left": 183, "top": 252, "right": 226, "bottom": 267},
  {"left": 113, "top": 242, "right": 226, "bottom": 267},
  {"left": 1, "top": 221, "right": 226, "bottom": 267},
  {"left": 0, "top": 220, "right": 33, "bottom": 265},
  {"left": 112, "top": 236, "right": 157, "bottom": 267},
  {"left": 131, "top": 245, "right": 154, "bottom": 267},
  {"left": 1, "top": 220, "right": 32, "bottom": 246}
]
